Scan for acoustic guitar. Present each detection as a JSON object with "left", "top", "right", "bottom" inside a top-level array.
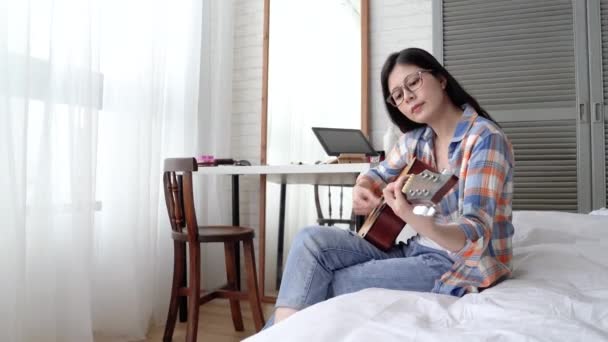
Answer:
[{"left": 357, "top": 158, "right": 458, "bottom": 251}]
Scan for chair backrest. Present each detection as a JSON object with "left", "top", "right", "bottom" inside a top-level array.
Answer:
[
  {"left": 313, "top": 184, "right": 356, "bottom": 230},
  {"left": 163, "top": 157, "right": 199, "bottom": 241}
]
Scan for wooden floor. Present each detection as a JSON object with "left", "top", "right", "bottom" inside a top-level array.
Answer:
[{"left": 95, "top": 301, "right": 275, "bottom": 342}]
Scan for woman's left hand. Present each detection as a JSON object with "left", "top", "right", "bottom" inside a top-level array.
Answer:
[{"left": 383, "top": 176, "right": 436, "bottom": 235}]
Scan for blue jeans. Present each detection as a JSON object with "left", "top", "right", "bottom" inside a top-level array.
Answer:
[{"left": 265, "top": 226, "right": 455, "bottom": 328}]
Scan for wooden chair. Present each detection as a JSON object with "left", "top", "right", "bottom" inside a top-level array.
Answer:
[
  {"left": 162, "top": 157, "right": 264, "bottom": 342},
  {"left": 313, "top": 184, "right": 356, "bottom": 231}
]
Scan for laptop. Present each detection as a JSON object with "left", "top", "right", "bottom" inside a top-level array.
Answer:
[{"left": 311, "top": 127, "right": 378, "bottom": 157}]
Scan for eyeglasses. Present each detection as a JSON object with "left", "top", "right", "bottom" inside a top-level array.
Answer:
[{"left": 386, "top": 70, "right": 432, "bottom": 107}]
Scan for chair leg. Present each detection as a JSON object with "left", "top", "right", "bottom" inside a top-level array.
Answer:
[
  {"left": 243, "top": 239, "right": 265, "bottom": 332},
  {"left": 224, "top": 242, "right": 244, "bottom": 331},
  {"left": 186, "top": 242, "right": 201, "bottom": 342},
  {"left": 163, "top": 241, "right": 185, "bottom": 342},
  {"left": 179, "top": 244, "right": 188, "bottom": 323}
]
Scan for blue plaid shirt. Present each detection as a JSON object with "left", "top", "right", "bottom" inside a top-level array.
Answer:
[{"left": 358, "top": 105, "right": 515, "bottom": 296}]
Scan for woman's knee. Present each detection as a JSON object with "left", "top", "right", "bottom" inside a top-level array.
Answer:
[{"left": 292, "top": 226, "right": 345, "bottom": 254}]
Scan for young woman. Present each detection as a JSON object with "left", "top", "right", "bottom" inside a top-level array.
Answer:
[{"left": 268, "top": 47, "right": 514, "bottom": 326}]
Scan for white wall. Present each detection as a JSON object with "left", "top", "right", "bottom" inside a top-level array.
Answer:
[
  {"left": 368, "top": 0, "right": 433, "bottom": 148},
  {"left": 227, "top": 1, "right": 433, "bottom": 285},
  {"left": 231, "top": 0, "right": 265, "bottom": 237}
]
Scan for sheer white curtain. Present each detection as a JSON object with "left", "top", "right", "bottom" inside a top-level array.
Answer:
[{"left": 0, "top": 0, "right": 233, "bottom": 340}]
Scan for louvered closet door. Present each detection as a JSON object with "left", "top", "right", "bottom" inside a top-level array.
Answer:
[
  {"left": 589, "top": 0, "right": 608, "bottom": 209},
  {"left": 436, "top": 0, "right": 592, "bottom": 212}
]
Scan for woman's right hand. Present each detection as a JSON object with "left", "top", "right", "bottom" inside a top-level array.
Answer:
[{"left": 352, "top": 183, "right": 381, "bottom": 215}]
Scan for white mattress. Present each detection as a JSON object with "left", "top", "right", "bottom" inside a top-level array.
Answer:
[{"left": 245, "top": 211, "right": 608, "bottom": 341}]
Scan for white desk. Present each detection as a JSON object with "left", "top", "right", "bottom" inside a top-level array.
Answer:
[
  {"left": 197, "top": 163, "right": 371, "bottom": 299},
  {"left": 197, "top": 163, "right": 370, "bottom": 183}
]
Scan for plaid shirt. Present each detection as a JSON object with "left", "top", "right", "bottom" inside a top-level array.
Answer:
[{"left": 358, "top": 105, "right": 514, "bottom": 296}]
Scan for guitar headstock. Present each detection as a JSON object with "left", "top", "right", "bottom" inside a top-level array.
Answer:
[{"left": 401, "top": 169, "right": 456, "bottom": 205}]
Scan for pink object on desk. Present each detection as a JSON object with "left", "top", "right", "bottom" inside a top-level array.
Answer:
[
  {"left": 196, "top": 155, "right": 237, "bottom": 166},
  {"left": 197, "top": 155, "right": 215, "bottom": 166}
]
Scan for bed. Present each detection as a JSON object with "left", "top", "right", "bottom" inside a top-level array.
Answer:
[{"left": 245, "top": 210, "right": 608, "bottom": 341}]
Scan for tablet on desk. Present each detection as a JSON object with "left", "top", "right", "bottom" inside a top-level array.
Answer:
[{"left": 312, "top": 127, "right": 378, "bottom": 157}]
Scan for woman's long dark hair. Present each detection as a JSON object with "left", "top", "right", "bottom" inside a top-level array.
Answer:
[{"left": 380, "top": 47, "right": 497, "bottom": 133}]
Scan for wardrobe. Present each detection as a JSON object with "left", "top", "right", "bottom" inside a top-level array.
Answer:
[{"left": 434, "top": 0, "right": 607, "bottom": 212}]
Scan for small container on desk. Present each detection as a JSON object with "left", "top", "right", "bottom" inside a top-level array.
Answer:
[{"left": 337, "top": 153, "right": 367, "bottom": 164}]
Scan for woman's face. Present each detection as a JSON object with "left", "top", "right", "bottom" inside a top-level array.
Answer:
[{"left": 387, "top": 63, "right": 447, "bottom": 125}]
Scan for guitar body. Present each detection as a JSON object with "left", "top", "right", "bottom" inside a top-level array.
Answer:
[
  {"left": 359, "top": 203, "right": 405, "bottom": 251},
  {"left": 358, "top": 158, "right": 458, "bottom": 252}
]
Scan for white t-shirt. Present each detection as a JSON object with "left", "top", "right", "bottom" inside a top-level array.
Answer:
[{"left": 396, "top": 223, "right": 455, "bottom": 258}]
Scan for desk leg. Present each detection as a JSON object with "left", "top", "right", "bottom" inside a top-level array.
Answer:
[
  {"left": 355, "top": 215, "right": 365, "bottom": 232},
  {"left": 276, "top": 183, "right": 287, "bottom": 290},
  {"left": 232, "top": 175, "right": 241, "bottom": 290}
]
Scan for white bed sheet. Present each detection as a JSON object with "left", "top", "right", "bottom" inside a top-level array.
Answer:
[{"left": 245, "top": 211, "right": 608, "bottom": 341}]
